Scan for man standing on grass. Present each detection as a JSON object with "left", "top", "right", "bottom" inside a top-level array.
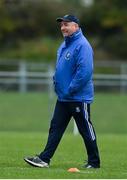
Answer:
[{"left": 24, "top": 14, "right": 100, "bottom": 169}]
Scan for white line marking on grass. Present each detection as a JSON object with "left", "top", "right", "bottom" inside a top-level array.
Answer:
[{"left": 78, "top": 171, "right": 98, "bottom": 174}]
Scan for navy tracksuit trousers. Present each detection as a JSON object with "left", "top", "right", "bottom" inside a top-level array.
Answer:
[{"left": 39, "top": 100, "right": 100, "bottom": 166}]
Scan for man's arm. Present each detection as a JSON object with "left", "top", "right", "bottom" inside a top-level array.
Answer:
[{"left": 68, "top": 44, "right": 93, "bottom": 95}]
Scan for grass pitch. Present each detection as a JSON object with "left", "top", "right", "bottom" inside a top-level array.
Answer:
[
  {"left": 0, "top": 92, "right": 127, "bottom": 178},
  {"left": 0, "top": 92, "right": 127, "bottom": 133},
  {"left": 0, "top": 132, "right": 127, "bottom": 179}
]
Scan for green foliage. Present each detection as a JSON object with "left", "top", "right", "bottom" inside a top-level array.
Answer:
[
  {"left": 0, "top": 37, "right": 61, "bottom": 61},
  {"left": 80, "top": 0, "right": 127, "bottom": 59},
  {"left": 0, "top": 0, "right": 127, "bottom": 60},
  {"left": 0, "top": 0, "right": 80, "bottom": 42},
  {"left": 103, "top": 34, "right": 127, "bottom": 59}
]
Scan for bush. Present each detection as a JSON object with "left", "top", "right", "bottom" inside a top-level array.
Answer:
[
  {"left": 0, "top": 37, "right": 62, "bottom": 62},
  {"left": 104, "top": 34, "right": 127, "bottom": 59}
]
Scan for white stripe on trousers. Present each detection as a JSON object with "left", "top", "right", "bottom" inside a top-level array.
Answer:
[{"left": 84, "top": 103, "right": 95, "bottom": 141}]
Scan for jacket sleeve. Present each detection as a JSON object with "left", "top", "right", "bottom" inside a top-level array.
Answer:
[{"left": 68, "top": 44, "right": 93, "bottom": 95}]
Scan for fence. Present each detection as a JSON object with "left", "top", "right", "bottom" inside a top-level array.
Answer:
[
  {"left": 94, "top": 61, "right": 127, "bottom": 93},
  {"left": 0, "top": 61, "right": 54, "bottom": 93},
  {"left": 0, "top": 60, "right": 127, "bottom": 93},
  {"left": 0, "top": 60, "right": 127, "bottom": 135}
]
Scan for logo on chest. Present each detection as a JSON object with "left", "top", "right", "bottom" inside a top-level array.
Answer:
[
  {"left": 76, "top": 107, "right": 80, "bottom": 113},
  {"left": 65, "top": 51, "right": 71, "bottom": 60}
]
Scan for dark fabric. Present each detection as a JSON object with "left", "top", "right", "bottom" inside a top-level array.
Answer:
[
  {"left": 56, "top": 14, "right": 80, "bottom": 25},
  {"left": 39, "top": 100, "right": 100, "bottom": 166}
]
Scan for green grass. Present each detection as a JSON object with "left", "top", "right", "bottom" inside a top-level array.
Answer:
[
  {"left": 0, "top": 132, "right": 127, "bottom": 178},
  {"left": 92, "top": 93, "right": 127, "bottom": 134},
  {"left": 0, "top": 92, "right": 127, "bottom": 133},
  {"left": 0, "top": 92, "right": 127, "bottom": 178},
  {"left": 0, "top": 92, "right": 50, "bottom": 131}
]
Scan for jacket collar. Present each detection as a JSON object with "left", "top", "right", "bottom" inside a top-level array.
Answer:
[{"left": 64, "top": 28, "right": 82, "bottom": 45}]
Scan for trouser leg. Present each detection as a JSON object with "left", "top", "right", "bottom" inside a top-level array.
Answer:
[
  {"left": 39, "top": 100, "right": 71, "bottom": 164},
  {"left": 72, "top": 102, "right": 100, "bottom": 166}
]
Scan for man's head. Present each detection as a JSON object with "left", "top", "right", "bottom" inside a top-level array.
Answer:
[{"left": 56, "top": 15, "right": 80, "bottom": 37}]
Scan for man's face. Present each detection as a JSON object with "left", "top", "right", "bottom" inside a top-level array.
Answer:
[{"left": 60, "top": 21, "right": 79, "bottom": 37}]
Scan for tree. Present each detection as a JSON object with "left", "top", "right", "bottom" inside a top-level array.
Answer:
[{"left": 80, "top": 0, "right": 127, "bottom": 59}]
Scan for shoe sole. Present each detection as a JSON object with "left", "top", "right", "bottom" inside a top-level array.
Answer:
[
  {"left": 24, "top": 158, "right": 49, "bottom": 168},
  {"left": 83, "top": 164, "right": 100, "bottom": 169},
  {"left": 86, "top": 166, "right": 100, "bottom": 169}
]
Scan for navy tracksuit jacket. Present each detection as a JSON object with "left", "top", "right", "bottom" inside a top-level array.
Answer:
[{"left": 39, "top": 29, "right": 100, "bottom": 167}]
